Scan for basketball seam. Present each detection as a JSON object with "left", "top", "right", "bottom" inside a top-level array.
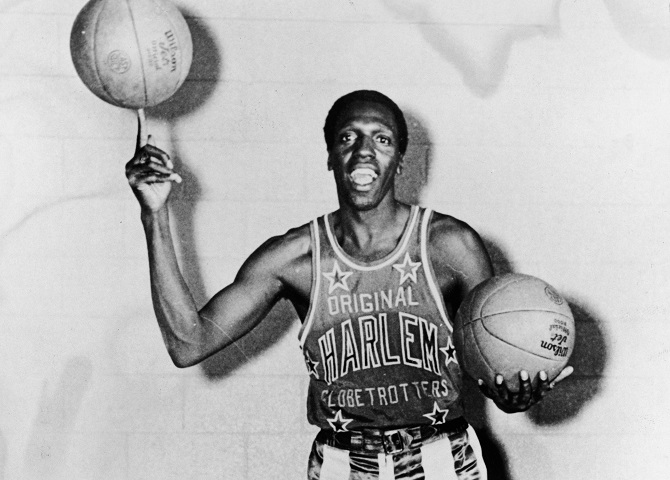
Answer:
[
  {"left": 125, "top": 0, "right": 148, "bottom": 107},
  {"left": 480, "top": 276, "right": 523, "bottom": 313},
  {"left": 478, "top": 319, "right": 564, "bottom": 362},
  {"left": 462, "top": 275, "right": 521, "bottom": 328},
  {"left": 92, "top": 1, "right": 119, "bottom": 106},
  {"left": 481, "top": 309, "right": 573, "bottom": 321},
  {"left": 470, "top": 321, "right": 496, "bottom": 376}
]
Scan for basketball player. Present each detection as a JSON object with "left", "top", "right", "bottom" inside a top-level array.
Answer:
[{"left": 126, "top": 90, "right": 572, "bottom": 479}]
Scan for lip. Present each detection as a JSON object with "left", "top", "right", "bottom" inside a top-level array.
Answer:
[
  {"left": 347, "top": 167, "right": 379, "bottom": 192},
  {"left": 347, "top": 162, "right": 379, "bottom": 176}
]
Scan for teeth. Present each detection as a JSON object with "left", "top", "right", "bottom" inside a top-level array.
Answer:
[{"left": 351, "top": 168, "right": 378, "bottom": 186}]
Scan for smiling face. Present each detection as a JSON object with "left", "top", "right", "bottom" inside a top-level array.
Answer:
[{"left": 327, "top": 100, "right": 404, "bottom": 211}]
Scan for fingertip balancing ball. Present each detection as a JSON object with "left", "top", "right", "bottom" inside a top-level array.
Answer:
[
  {"left": 454, "top": 273, "right": 575, "bottom": 392},
  {"left": 70, "top": 0, "right": 193, "bottom": 109}
]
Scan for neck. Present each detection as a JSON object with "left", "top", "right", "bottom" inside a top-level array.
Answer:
[{"left": 334, "top": 195, "right": 411, "bottom": 259}]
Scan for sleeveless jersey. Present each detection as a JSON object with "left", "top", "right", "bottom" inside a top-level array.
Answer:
[{"left": 298, "top": 206, "right": 464, "bottom": 431}]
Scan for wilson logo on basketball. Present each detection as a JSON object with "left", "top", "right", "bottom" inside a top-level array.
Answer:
[
  {"left": 544, "top": 286, "right": 564, "bottom": 305},
  {"left": 107, "top": 50, "right": 131, "bottom": 74},
  {"left": 540, "top": 341, "right": 569, "bottom": 357},
  {"left": 540, "top": 333, "right": 570, "bottom": 357}
]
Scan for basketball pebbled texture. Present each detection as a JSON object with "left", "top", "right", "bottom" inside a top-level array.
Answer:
[
  {"left": 70, "top": 0, "right": 193, "bottom": 109},
  {"left": 454, "top": 274, "right": 575, "bottom": 392}
]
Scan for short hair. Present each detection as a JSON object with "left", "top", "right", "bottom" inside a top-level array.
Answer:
[{"left": 323, "top": 90, "right": 408, "bottom": 154}]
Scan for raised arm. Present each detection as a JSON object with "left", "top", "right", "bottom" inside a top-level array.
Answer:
[
  {"left": 142, "top": 210, "right": 305, "bottom": 367},
  {"left": 126, "top": 127, "right": 309, "bottom": 368}
]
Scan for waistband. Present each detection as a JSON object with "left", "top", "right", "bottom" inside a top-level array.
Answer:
[{"left": 316, "top": 417, "right": 469, "bottom": 454}]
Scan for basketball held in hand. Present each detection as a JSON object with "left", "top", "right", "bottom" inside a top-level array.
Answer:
[
  {"left": 454, "top": 274, "right": 575, "bottom": 392},
  {"left": 70, "top": 0, "right": 193, "bottom": 109}
]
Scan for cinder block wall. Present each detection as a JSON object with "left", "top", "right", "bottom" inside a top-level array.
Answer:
[{"left": 1, "top": 1, "right": 668, "bottom": 479}]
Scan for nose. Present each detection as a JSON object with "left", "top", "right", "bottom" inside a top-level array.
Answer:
[{"left": 353, "top": 135, "right": 375, "bottom": 158}]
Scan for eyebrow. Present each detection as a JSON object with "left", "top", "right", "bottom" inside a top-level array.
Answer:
[{"left": 337, "top": 118, "right": 395, "bottom": 132}]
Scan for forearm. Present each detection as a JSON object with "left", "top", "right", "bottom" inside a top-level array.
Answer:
[{"left": 142, "top": 206, "right": 204, "bottom": 366}]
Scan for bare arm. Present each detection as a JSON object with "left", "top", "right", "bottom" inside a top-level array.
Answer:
[
  {"left": 143, "top": 208, "right": 302, "bottom": 367},
  {"left": 427, "top": 213, "right": 494, "bottom": 316},
  {"left": 127, "top": 128, "right": 308, "bottom": 367},
  {"left": 429, "top": 213, "right": 572, "bottom": 412}
]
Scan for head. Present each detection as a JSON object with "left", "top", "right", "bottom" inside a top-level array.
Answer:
[
  {"left": 323, "top": 91, "right": 409, "bottom": 211},
  {"left": 323, "top": 90, "right": 408, "bottom": 155}
]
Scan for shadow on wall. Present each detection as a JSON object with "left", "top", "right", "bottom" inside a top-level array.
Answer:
[
  {"left": 526, "top": 297, "right": 608, "bottom": 425},
  {"left": 471, "top": 238, "right": 609, "bottom": 479},
  {"left": 603, "top": 0, "right": 670, "bottom": 61},
  {"left": 0, "top": 430, "right": 5, "bottom": 480},
  {"left": 399, "top": 113, "right": 516, "bottom": 479},
  {"left": 22, "top": 357, "right": 93, "bottom": 479},
  {"left": 396, "top": 112, "right": 609, "bottom": 478},
  {"left": 143, "top": 10, "right": 301, "bottom": 381},
  {"left": 145, "top": 9, "right": 222, "bottom": 308},
  {"left": 395, "top": 110, "right": 433, "bottom": 206},
  {"left": 380, "top": 0, "right": 563, "bottom": 97},
  {"left": 481, "top": 239, "right": 609, "bottom": 425}
]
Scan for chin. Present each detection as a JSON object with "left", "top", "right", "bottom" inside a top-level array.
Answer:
[{"left": 345, "top": 194, "right": 383, "bottom": 211}]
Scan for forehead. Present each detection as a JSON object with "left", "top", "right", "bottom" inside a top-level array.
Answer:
[{"left": 333, "top": 100, "right": 399, "bottom": 133}]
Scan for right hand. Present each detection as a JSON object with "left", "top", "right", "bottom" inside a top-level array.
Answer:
[
  {"left": 125, "top": 116, "right": 182, "bottom": 213},
  {"left": 477, "top": 366, "right": 574, "bottom": 413}
]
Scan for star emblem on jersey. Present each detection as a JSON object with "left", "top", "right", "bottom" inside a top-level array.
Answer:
[
  {"left": 323, "top": 261, "right": 353, "bottom": 294},
  {"left": 327, "top": 409, "right": 353, "bottom": 432},
  {"left": 303, "top": 351, "right": 320, "bottom": 379},
  {"left": 440, "top": 336, "right": 458, "bottom": 367},
  {"left": 393, "top": 252, "right": 422, "bottom": 285},
  {"left": 423, "top": 402, "right": 449, "bottom": 425}
]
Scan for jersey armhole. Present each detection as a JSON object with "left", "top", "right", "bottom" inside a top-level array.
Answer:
[
  {"left": 420, "top": 208, "right": 453, "bottom": 332},
  {"left": 298, "top": 217, "right": 321, "bottom": 347}
]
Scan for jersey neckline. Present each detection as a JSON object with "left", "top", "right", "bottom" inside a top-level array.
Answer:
[{"left": 324, "top": 205, "right": 420, "bottom": 271}]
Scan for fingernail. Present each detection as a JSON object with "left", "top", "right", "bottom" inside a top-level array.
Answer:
[
  {"left": 495, "top": 375, "right": 503, "bottom": 385},
  {"left": 520, "top": 370, "right": 529, "bottom": 381},
  {"left": 171, "top": 173, "right": 183, "bottom": 184},
  {"left": 540, "top": 371, "right": 548, "bottom": 381},
  {"left": 477, "top": 379, "right": 484, "bottom": 386},
  {"left": 167, "top": 159, "right": 174, "bottom": 169}
]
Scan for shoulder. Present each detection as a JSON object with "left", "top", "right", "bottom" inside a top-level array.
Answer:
[
  {"left": 236, "top": 220, "right": 313, "bottom": 285},
  {"left": 426, "top": 210, "right": 484, "bottom": 255},
  {"left": 425, "top": 209, "right": 493, "bottom": 286}
]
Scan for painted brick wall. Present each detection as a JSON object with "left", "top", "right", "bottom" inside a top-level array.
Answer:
[{"left": 1, "top": 0, "right": 668, "bottom": 479}]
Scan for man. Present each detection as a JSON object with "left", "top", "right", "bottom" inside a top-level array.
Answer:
[{"left": 126, "top": 90, "right": 571, "bottom": 479}]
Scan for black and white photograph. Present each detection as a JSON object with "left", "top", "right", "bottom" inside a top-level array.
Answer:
[{"left": 0, "top": 0, "right": 667, "bottom": 478}]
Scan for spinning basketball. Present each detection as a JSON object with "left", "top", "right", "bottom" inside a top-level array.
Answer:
[
  {"left": 454, "top": 273, "right": 575, "bottom": 392},
  {"left": 70, "top": 0, "right": 193, "bottom": 109}
]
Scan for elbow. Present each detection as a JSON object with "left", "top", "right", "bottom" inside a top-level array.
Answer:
[
  {"left": 170, "top": 354, "right": 196, "bottom": 369},
  {"left": 166, "top": 343, "right": 202, "bottom": 369}
]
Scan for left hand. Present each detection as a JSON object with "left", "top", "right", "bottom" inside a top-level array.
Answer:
[{"left": 477, "top": 366, "right": 574, "bottom": 413}]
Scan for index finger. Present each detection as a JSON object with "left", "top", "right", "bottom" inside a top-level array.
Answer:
[{"left": 135, "top": 108, "right": 147, "bottom": 154}]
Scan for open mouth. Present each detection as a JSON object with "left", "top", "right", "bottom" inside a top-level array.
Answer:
[{"left": 350, "top": 167, "right": 378, "bottom": 187}]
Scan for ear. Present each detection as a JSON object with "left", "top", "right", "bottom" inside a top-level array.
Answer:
[
  {"left": 396, "top": 155, "right": 404, "bottom": 175},
  {"left": 327, "top": 152, "right": 333, "bottom": 171}
]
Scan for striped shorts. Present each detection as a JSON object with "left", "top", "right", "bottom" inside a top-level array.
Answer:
[{"left": 307, "top": 424, "right": 486, "bottom": 480}]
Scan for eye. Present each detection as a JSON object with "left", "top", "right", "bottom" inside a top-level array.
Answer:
[
  {"left": 339, "top": 132, "right": 355, "bottom": 143},
  {"left": 377, "top": 135, "right": 392, "bottom": 145}
]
